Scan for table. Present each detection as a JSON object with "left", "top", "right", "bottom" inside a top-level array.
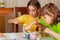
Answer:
[
  {"left": 0, "top": 33, "right": 25, "bottom": 40},
  {"left": 0, "top": 33, "right": 54, "bottom": 40}
]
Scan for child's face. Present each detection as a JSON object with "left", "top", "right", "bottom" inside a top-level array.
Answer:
[
  {"left": 28, "top": 5, "right": 38, "bottom": 17},
  {"left": 44, "top": 11, "right": 54, "bottom": 24}
]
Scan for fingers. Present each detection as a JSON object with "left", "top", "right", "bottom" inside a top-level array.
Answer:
[
  {"left": 36, "top": 23, "right": 47, "bottom": 32},
  {"left": 8, "top": 19, "right": 14, "bottom": 23},
  {"left": 8, "top": 19, "right": 18, "bottom": 24},
  {"left": 0, "top": 33, "right": 7, "bottom": 38},
  {"left": 36, "top": 23, "right": 42, "bottom": 27},
  {"left": 32, "top": 19, "right": 39, "bottom": 25}
]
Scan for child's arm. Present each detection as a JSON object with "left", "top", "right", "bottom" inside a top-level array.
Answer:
[
  {"left": 8, "top": 19, "right": 19, "bottom": 24},
  {"left": 36, "top": 23, "right": 47, "bottom": 31},
  {"left": 23, "top": 20, "right": 38, "bottom": 32},
  {"left": 0, "top": 33, "right": 7, "bottom": 38},
  {"left": 44, "top": 28, "right": 60, "bottom": 40},
  {"left": 36, "top": 23, "right": 60, "bottom": 40}
]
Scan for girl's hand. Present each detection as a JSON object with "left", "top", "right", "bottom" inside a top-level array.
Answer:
[
  {"left": 8, "top": 19, "right": 18, "bottom": 24},
  {"left": 36, "top": 23, "right": 47, "bottom": 31},
  {"left": 23, "top": 19, "right": 39, "bottom": 32},
  {"left": 0, "top": 33, "right": 6, "bottom": 38},
  {"left": 8, "top": 19, "right": 14, "bottom": 23},
  {"left": 31, "top": 19, "right": 39, "bottom": 25}
]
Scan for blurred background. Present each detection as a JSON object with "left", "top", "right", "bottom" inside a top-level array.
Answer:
[{"left": 0, "top": 0, "right": 60, "bottom": 33}]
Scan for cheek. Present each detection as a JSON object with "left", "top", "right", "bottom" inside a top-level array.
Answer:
[
  {"left": 44, "top": 15, "right": 52, "bottom": 21},
  {"left": 46, "top": 17, "right": 51, "bottom": 21},
  {"left": 33, "top": 11, "right": 37, "bottom": 15},
  {"left": 45, "top": 17, "right": 53, "bottom": 23},
  {"left": 44, "top": 16, "right": 50, "bottom": 21}
]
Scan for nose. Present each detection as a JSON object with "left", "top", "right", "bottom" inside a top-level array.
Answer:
[{"left": 29, "top": 11, "right": 33, "bottom": 14}]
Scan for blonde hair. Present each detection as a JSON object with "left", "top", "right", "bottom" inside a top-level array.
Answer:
[{"left": 41, "top": 3, "right": 60, "bottom": 25}]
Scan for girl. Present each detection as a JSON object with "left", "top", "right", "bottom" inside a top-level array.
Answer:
[
  {"left": 8, "top": 0, "right": 41, "bottom": 32},
  {"left": 37, "top": 3, "right": 60, "bottom": 40}
]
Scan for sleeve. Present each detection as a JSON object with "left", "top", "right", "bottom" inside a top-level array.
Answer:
[
  {"left": 56, "top": 23, "right": 60, "bottom": 34},
  {"left": 39, "top": 18, "right": 50, "bottom": 27},
  {"left": 49, "top": 23, "right": 60, "bottom": 34},
  {"left": 16, "top": 15, "right": 27, "bottom": 24}
]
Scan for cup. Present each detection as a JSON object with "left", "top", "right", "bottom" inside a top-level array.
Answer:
[{"left": 30, "top": 32, "right": 38, "bottom": 40}]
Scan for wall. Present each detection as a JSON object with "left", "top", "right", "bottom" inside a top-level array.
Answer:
[
  {"left": 4, "top": 0, "right": 60, "bottom": 9},
  {"left": 4, "top": 0, "right": 30, "bottom": 7}
]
